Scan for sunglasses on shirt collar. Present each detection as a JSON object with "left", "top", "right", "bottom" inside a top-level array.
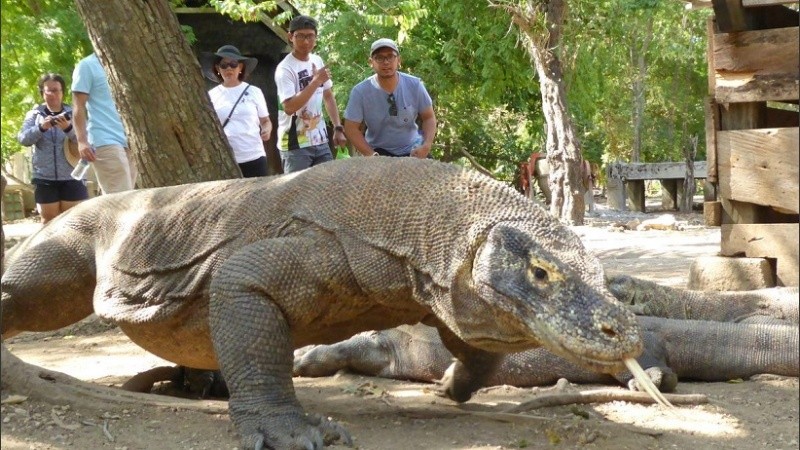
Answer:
[{"left": 387, "top": 93, "right": 398, "bottom": 116}]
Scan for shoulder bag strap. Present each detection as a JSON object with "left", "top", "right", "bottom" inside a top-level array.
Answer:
[{"left": 221, "top": 83, "right": 250, "bottom": 129}]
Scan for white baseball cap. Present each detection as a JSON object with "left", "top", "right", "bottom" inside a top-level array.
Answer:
[{"left": 370, "top": 38, "right": 399, "bottom": 56}]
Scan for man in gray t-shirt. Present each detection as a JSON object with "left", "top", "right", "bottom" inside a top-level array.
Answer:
[{"left": 343, "top": 38, "right": 436, "bottom": 158}]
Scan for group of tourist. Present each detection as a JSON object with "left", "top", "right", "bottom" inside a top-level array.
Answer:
[
  {"left": 205, "top": 15, "right": 437, "bottom": 173},
  {"left": 17, "top": 14, "right": 436, "bottom": 224}
]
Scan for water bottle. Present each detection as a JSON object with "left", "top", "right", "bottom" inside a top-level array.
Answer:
[{"left": 71, "top": 159, "right": 91, "bottom": 180}]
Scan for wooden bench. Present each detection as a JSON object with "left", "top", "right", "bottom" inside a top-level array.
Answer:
[{"left": 606, "top": 161, "right": 707, "bottom": 212}]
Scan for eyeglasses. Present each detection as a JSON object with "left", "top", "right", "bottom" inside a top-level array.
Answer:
[
  {"left": 293, "top": 32, "right": 317, "bottom": 41},
  {"left": 387, "top": 93, "right": 398, "bottom": 116},
  {"left": 44, "top": 88, "right": 62, "bottom": 94},
  {"left": 217, "top": 61, "right": 241, "bottom": 70},
  {"left": 372, "top": 54, "right": 397, "bottom": 64}
]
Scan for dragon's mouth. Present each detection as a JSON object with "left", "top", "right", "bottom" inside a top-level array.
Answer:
[{"left": 467, "top": 334, "right": 630, "bottom": 374}]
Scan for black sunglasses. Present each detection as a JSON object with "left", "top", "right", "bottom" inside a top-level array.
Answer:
[
  {"left": 387, "top": 93, "right": 398, "bottom": 116},
  {"left": 218, "top": 61, "right": 241, "bottom": 69}
]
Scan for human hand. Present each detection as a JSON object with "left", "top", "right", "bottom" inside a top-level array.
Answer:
[
  {"left": 410, "top": 142, "right": 431, "bottom": 159},
  {"left": 78, "top": 143, "right": 96, "bottom": 162},
  {"left": 260, "top": 122, "right": 272, "bottom": 141},
  {"left": 311, "top": 63, "right": 331, "bottom": 88},
  {"left": 332, "top": 131, "right": 347, "bottom": 147},
  {"left": 53, "top": 113, "right": 71, "bottom": 130}
]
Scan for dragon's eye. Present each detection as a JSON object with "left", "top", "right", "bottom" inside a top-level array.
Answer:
[{"left": 533, "top": 267, "right": 548, "bottom": 281}]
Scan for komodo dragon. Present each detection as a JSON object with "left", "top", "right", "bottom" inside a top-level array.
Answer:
[
  {"left": 1, "top": 158, "right": 661, "bottom": 450},
  {"left": 292, "top": 317, "right": 799, "bottom": 389},
  {"left": 292, "top": 279, "right": 799, "bottom": 389},
  {"left": 607, "top": 275, "right": 799, "bottom": 324}
]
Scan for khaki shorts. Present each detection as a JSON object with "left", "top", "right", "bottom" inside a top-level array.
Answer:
[{"left": 94, "top": 144, "right": 138, "bottom": 194}]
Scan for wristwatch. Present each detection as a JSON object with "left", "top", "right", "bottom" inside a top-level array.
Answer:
[{"left": 334, "top": 125, "right": 344, "bottom": 133}]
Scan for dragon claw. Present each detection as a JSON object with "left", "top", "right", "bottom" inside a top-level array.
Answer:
[{"left": 240, "top": 413, "right": 351, "bottom": 450}]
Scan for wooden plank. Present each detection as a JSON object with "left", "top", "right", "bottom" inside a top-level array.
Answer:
[
  {"left": 704, "top": 96, "right": 719, "bottom": 183},
  {"left": 713, "top": 27, "right": 799, "bottom": 75},
  {"left": 742, "top": 0, "right": 799, "bottom": 6},
  {"left": 608, "top": 161, "right": 708, "bottom": 181},
  {"left": 712, "top": 0, "right": 750, "bottom": 32},
  {"left": 717, "top": 127, "right": 799, "bottom": 213},
  {"left": 721, "top": 223, "right": 799, "bottom": 286},
  {"left": 713, "top": 26, "right": 800, "bottom": 103}
]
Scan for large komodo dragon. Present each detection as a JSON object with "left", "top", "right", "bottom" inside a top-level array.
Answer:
[{"left": 2, "top": 158, "right": 662, "bottom": 450}]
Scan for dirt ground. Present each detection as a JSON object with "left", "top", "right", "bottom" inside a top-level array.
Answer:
[{"left": 2, "top": 199, "right": 798, "bottom": 450}]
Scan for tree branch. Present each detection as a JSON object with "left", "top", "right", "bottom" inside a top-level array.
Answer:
[{"left": 458, "top": 148, "right": 495, "bottom": 178}]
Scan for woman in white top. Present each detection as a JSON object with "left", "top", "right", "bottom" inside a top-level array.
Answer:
[{"left": 201, "top": 45, "right": 272, "bottom": 178}]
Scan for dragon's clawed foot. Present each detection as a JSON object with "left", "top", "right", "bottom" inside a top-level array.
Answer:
[
  {"left": 627, "top": 366, "right": 678, "bottom": 393},
  {"left": 239, "top": 412, "right": 352, "bottom": 450},
  {"left": 435, "top": 361, "right": 476, "bottom": 403}
]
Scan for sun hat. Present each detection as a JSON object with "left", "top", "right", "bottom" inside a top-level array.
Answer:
[
  {"left": 63, "top": 138, "right": 80, "bottom": 168},
  {"left": 199, "top": 45, "right": 258, "bottom": 83},
  {"left": 370, "top": 38, "right": 399, "bottom": 56}
]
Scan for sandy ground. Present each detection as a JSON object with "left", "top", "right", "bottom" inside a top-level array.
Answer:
[{"left": 2, "top": 200, "right": 798, "bottom": 450}]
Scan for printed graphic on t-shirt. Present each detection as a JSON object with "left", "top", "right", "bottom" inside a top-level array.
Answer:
[
  {"left": 298, "top": 69, "right": 311, "bottom": 90},
  {"left": 282, "top": 68, "right": 326, "bottom": 149}
]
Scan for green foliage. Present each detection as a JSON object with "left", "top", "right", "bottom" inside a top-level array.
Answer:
[
  {"left": 564, "top": 0, "right": 711, "bottom": 167},
  {"left": 207, "top": 0, "right": 278, "bottom": 22},
  {"left": 1, "top": 0, "right": 91, "bottom": 163},
  {"left": 2, "top": 0, "right": 712, "bottom": 185},
  {"left": 294, "top": 0, "right": 543, "bottom": 181}
]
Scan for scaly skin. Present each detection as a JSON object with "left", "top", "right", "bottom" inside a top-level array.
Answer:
[
  {"left": 2, "top": 158, "right": 641, "bottom": 450},
  {"left": 293, "top": 317, "right": 798, "bottom": 390},
  {"left": 128, "top": 280, "right": 799, "bottom": 397},
  {"left": 607, "top": 275, "right": 799, "bottom": 324}
]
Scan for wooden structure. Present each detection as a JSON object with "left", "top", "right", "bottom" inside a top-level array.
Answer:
[
  {"left": 699, "top": 0, "right": 799, "bottom": 286},
  {"left": 606, "top": 161, "right": 708, "bottom": 212},
  {"left": 175, "top": 2, "right": 299, "bottom": 175}
]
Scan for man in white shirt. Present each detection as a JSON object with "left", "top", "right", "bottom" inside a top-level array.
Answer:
[{"left": 274, "top": 15, "right": 347, "bottom": 173}]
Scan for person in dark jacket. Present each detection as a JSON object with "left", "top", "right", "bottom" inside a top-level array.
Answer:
[{"left": 17, "top": 73, "right": 88, "bottom": 224}]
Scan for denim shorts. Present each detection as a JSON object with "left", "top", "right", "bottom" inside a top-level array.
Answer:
[{"left": 32, "top": 178, "right": 89, "bottom": 203}]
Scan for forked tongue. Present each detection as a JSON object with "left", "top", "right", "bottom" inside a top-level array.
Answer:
[{"left": 624, "top": 358, "right": 674, "bottom": 408}]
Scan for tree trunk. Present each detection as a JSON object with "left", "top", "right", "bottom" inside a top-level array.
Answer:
[
  {"left": 501, "top": 0, "right": 585, "bottom": 225},
  {"left": 630, "top": 14, "right": 654, "bottom": 163},
  {"left": 73, "top": 0, "right": 241, "bottom": 188}
]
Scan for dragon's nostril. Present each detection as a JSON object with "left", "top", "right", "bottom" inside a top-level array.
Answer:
[{"left": 600, "top": 324, "right": 617, "bottom": 338}]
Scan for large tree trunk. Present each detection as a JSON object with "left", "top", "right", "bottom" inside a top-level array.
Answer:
[
  {"left": 73, "top": 0, "right": 241, "bottom": 187},
  {"left": 499, "top": 0, "right": 585, "bottom": 225}
]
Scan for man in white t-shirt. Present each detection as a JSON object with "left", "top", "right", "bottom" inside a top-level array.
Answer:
[{"left": 274, "top": 15, "right": 347, "bottom": 173}]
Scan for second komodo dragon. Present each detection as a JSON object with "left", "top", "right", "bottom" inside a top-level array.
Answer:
[{"left": 3, "top": 158, "right": 654, "bottom": 450}]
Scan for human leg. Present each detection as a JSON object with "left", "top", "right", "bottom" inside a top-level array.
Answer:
[
  {"left": 238, "top": 156, "right": 268, "bottom": 178},
  {"left": 280, "top": 148, "right": 313, "bottom": 174},
  {"left": 37, "top": 202, "right": 61, "bottom": 224},
  {"left": 125, "top": 147, "right": 139, "bottom": 188},
  {"left": 93, "top": 144, "right": 134, "bottom": 194},
  {"left": 33, "top": 181, "right": 61, "bottom": 224},
  {"left": 310, "top": 143, "right": 334, "bottom": 167}
]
